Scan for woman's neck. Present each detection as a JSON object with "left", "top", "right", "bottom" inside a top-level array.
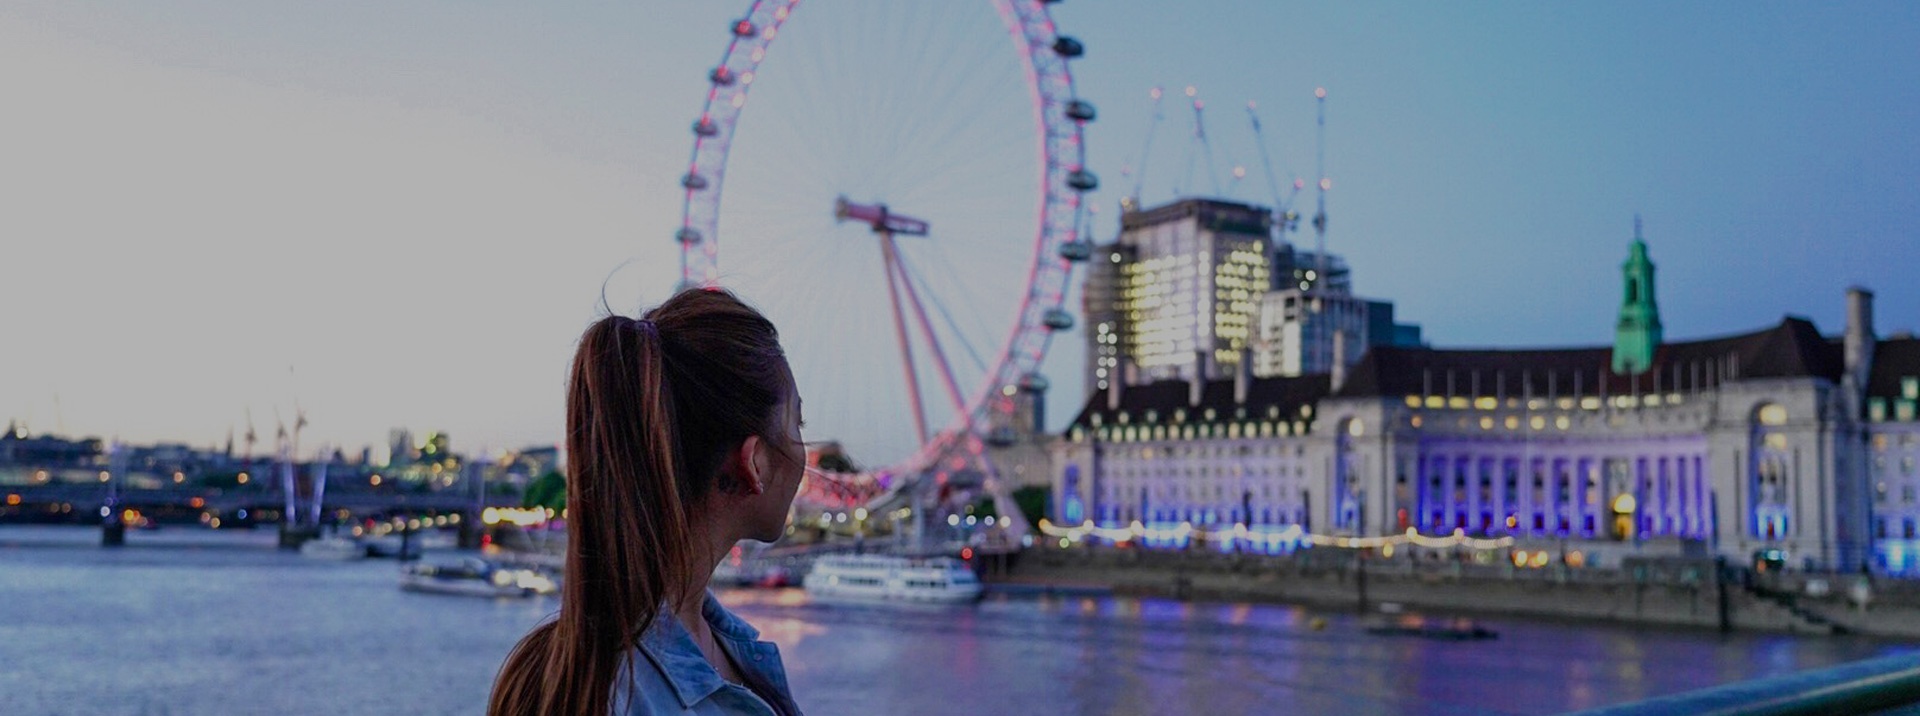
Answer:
[
  {"left": 669, "top": 520, "right": 749, "bottom": 684},
  {"left": 672, "top": 519, "right": 737, "bottom": 626}
]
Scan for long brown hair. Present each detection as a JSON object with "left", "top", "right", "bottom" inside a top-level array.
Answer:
[{"left": 489, "top": 288, "right": 789, "bottom": 716}]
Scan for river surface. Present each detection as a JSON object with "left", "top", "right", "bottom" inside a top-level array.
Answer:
[{"left": 0, "top": 526, "right": 1911, "bottom": 715}]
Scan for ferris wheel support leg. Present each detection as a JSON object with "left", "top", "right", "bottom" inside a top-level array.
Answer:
[
  {"left": 973, "top": 442, "right": 1031, "bottom": 546},
  {"left": 879, "top": 231, "right": 931, "bottom": 447},
  {"left": 891, "top": 250, "right": 970, "bottom": 419}
]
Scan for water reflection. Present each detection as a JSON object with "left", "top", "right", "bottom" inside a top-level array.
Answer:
[
  {"left": 725, "top": 590, "right": 1913, "bottom": 715},
  {"left": 0, "top": 526, "right": 1910, "bottom": 716}
]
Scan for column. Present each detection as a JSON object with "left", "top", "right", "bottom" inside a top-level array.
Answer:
[
  {"left": 1697, "top": 456, "right": 1712, "bottom": 537},
  {"left": 1576, "top": 457, "right": 1594, "bottom": 538},
  {"left": 1467, "top": 455, "right": 1484, "bottom": 534},
  {"left": 1636, "top": 457, "right": 1651, "bottom": 536},
  {"left": 1489, "top": 456, "right": 1504, "bottom": 532},
  {"left": 1530, "top": 455, "right": 1547, "bottom": 536}
]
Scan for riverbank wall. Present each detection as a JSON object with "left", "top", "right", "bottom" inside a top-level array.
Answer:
[{"left": 984, "top": 546, "right": 1920, "bottom": 640}]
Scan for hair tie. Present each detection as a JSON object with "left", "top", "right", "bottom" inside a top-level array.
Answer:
[{"left": 634, "top": 317, "right": 659, "bottom": 339}]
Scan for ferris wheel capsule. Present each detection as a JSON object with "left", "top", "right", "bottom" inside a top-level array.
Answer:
[
  {"left": 1065, "top": 99, "right": 1096, "bottom": 122},
  {"left": 1052, "top": 36, "right": 1084, "bottom": 58},
  {"left": 693, "top": 118, "right": 719, "bottom": 137},
  {"left": 709, "top": 67, "right": 736, "bottom": 86},
  {"left": 675, "top": 227, "right": 703, "bottom": 245},
  {"left": 1042, "top": 308, "right": 1075, "bottom": 331},
  {"left": 1057, "top": 239, "right": 1093, "bottom": 262},
  {"left": 1018, "top": 372, "right": 1051, "bottom": 393},
  {"left": 681, "top": 172, "right": 709, "bottom": 190},
  {"left": 1066, "top": 169, "right": 1099, "bottom": 192}
]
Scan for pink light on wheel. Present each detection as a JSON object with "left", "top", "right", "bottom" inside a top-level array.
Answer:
[{"left": 672, "top": 0, "right": 1092, "bottom": 527}]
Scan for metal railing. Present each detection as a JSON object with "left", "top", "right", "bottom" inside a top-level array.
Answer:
[{"left": 1564, "top": 652, "right": 1920, "bottom": 716}]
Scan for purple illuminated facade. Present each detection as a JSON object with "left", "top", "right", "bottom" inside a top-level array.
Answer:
[{"left": 1053, "top": 229, "right": 1918, "bottom": 575}]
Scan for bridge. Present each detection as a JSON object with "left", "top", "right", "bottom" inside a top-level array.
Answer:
[
  {"left": 0, "top": 481, "right": 521, "bottom": 547},
  {"left": 4, "top": 482, "right": 516, "bottom": 513}
]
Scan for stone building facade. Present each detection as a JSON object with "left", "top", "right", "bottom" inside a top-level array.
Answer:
[{"left": 1052, "top": 230, "right": 1917, "bottom": 575}]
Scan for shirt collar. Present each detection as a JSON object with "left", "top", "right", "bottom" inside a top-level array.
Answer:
[
  {"left": 702, "top": 591, "right": 762, "bottom": 642},
  {"left": 637, "top": 601, "right": 726, "bottom": 710},
  {"left": 636, "top": 591, "right": 779, "bottom": 712}
]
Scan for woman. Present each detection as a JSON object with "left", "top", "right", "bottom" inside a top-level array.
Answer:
[{"left": 490, "top": 288, "right": 807, "bottom": 715}]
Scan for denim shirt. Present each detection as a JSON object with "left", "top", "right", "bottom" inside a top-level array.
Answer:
[{"left": 614, "top": 593, "right": 803, "bottom": 716}]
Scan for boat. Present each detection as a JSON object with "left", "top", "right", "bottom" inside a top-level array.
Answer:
[
  {"left": 713, "top": 560, "right": 797, "bottom": 589},
  {"left": 802, "top": 554, "right": 983, "bottom": 604},
  {"left": 399, "top": 557, "right": 557, "bottom": 598},
  {"left": 1363, "top": 615, "right": 1498, "bottom": 641},
  {"left": 363, "top": 534, "right": 423, "bottom": 560},
  {"left": 299, "top": 535, "right": 366, "bottom": 560}
]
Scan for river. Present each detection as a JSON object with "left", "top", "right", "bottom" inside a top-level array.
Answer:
[{"left": 0, "top": 526, "right": 1908, "bottom": 715}]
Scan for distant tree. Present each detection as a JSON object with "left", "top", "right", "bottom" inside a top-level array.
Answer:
[
  {"left": 197, "top": 471, "right": 249, "bottom": 489},
  {"left": 972, "top": 497, "right": 997, "bottom": 519},
  {"left": 816, "top": 452, "right": 858, "bottom": 473},
  {"left": 523, "top": 470, "right": 567, "bottom": 512},
  {"left": 1012, "top": 485, "right": 1050, "bottom": 527}
]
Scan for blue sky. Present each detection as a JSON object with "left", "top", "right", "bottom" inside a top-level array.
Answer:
[{"left": 2, "top": 2, "right": 1916, "bottom": 463}]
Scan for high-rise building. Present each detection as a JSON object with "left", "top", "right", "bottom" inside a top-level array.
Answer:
[
  {"left": 1270, "top": 245, "right": 1351, "bottom": 294},
  {"left": 1083, "top": 244, "right": 1133, "bottom": 394},
  {"left": 1251, "top": 292, "right": 1424, "bottom": 378},
  {"left": 387, "top": 428, "right": 413, "bottom": 467},
  {"left": 1095, "top": 198, "right": 1418, "bottom": 388},
  {"left": 1091, "top": 198, "right": 1272, "bottom": 388},
  {"left": 1251, "top": 238, "right": 1421, "bottom": 379}
]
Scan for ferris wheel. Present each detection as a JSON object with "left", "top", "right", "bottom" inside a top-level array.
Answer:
[{"left": 673, "top": 0, "right": 1097, "bottom": 509}]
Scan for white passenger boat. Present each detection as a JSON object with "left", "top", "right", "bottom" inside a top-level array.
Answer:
[
  {"left": 299, "top": 535, "right": 366, "bottom": 560},
  {"left": 399, "top": 557, "right": 557, "bottom": 598},
  {"left": 802, "top": 554, "right": 983, "bottom": 604}
]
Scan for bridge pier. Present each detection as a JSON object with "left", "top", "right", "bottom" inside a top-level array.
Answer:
[
  {"left": 278, "top": 523, "right": 319, "bottom": 550},
  {"left": 101, "top": 518, "right": 125, "bottom": 547},
  {"left": 457, "top": 510, "right": 484, "bottom": 550}
]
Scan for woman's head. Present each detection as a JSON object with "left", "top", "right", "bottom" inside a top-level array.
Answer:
[{"left": 490, "top": 287, "right": 804, "bottom": 716}]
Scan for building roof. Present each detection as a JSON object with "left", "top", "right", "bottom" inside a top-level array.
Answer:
[
  {"left": 1334, "top": 317, "right": 1845, "bottom": 399},
  {"left": 1119, "top": 197, "right": 1272, "bottom": 235},
  {"left": 1069, "top": 374, "right": 1332, "bottom": 430},
  {"left": 1867, "top": 337, "right": 1920, "bottom": 400}
]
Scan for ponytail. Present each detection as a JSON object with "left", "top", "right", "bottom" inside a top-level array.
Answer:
[{"left": 491, "top": 289, "right": 786, "bottom": 716}]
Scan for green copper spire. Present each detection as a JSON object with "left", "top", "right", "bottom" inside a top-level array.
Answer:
[{"left": 1612, "top": 216, "right": 1663, "bottom": 375}]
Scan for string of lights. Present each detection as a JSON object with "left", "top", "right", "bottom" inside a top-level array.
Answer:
[{"left": 1035, "top": 518, "right": 1517, "bottom": 550}]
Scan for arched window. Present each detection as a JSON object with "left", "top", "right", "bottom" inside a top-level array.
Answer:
[
  {"left": 1062, "top": 465, "right": 1083, "bottom": 524},
  {"left": 1334, "top": 418, "right": 1361, "bottom": 532},
  {"left": 1750, "top": 403, "right": 1791, "bottom": 540}
]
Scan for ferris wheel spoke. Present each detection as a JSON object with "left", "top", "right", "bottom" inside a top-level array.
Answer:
[{"left": 894, "top": 250, "right": 991, "bottom": 378}]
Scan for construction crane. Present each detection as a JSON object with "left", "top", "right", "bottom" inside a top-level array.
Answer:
[
  {"left": 1245, "top": 99, "right": 1306, "bottom": 234},
  {"left": 1179, "top": 86, "right": 1223, "bottom": 198},
  {"left": 1311, "top": 87, "right": 1331, "bottom": 296},
  {"left": 1121, "top": 86, "right": 1166, "bottom": 213}
]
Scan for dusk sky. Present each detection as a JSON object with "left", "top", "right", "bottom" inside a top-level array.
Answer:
[{"left": 3, "top": 2, "right": 1916, "bottom": 465}]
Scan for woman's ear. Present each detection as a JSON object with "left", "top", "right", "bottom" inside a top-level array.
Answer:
[{"left": 732, "top": 435, "right": 767, "bottom": 495}]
